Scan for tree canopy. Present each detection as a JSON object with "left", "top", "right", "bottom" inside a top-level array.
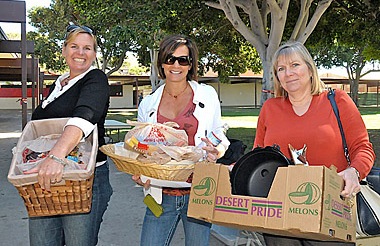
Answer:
[
  {"left": 205, "top": 0, "right": 333, "bottom": 104},
  {"left": 309, "top": 0, "right": 380, "bottom": 105},
  {"left": 27, "top": 0, "right": 379, "bottom": 106},
  {"left": 28, "top": 0, "right": 138, "bottom": 76},
  {"left": 28, "top": 0, "right": 262, "bottom": 84}
]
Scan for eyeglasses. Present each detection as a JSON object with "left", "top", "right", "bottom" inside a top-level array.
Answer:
[
  {"left": 66, "top": 25, "right": 94, "bottom": 35},
  {"left": 164, "top": 55, "right": 192, "bottom": 66}
]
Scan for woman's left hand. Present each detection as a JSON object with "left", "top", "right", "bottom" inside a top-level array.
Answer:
[
  {"left": 201, "top": 137, "right": 219, "bottom": 162},
  {"left": 338, "top": 167, "right": 361, "bottom": 198}
]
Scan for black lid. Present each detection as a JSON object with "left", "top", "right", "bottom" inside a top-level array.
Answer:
[{"left": 230, "top": 145, "right": 291, "bottom": 198}]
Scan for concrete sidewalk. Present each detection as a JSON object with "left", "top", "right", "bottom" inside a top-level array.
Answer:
[{"left": 0, "top": 109, "right": 257, "bottom": 246}]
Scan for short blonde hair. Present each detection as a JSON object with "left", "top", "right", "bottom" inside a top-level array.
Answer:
[
  {"left": 64, "top": 26, "right": 97, "bottom": 51},
  {"left": 272, "top": 41, "right": 325, "bottom": 98}
]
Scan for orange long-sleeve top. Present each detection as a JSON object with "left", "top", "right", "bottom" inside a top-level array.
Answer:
[{"left": 254, "top": 89, "right": 375, "bottom": 179}]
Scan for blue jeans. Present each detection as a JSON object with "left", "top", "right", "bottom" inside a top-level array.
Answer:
[
  {"left": 29, "top": 162, "right": 113, "bottom": 246},
  {"left": 140, "top": 193, "right": 211, "bottom": 246}
]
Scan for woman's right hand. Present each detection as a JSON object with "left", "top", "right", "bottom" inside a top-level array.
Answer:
[{"left": 132, "top": 175, "right": 151, "bottom": 189}]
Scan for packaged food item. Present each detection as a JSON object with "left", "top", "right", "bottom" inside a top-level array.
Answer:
[
  {"left": 125, "top": 121, "right": 188, "bottom": 147},
  {"left": 144, "top": 194, "right": 163, "bottom": 217},
  {"left": 121, "top": 121, "right": 228, "bottom": 165},
  {"left": 125, "top": 136, "right": 159, "bottom": 155},
  {"left": 15, "top": 134, "right": 91, "bottom": 174}
]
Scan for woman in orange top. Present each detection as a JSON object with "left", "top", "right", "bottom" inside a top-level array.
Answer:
[{"left": 254, "top": 41, "right": 375, "bottom": 246}]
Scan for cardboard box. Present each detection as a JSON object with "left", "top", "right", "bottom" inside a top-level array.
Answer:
[{"left": 188, "top": 163, "right": 356, "bottom": 242}]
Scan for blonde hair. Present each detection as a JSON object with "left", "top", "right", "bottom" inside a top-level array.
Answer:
[
  {"left": 64, "top": 27, "right": 97, "bottom": 51},
  {"left": 272, "top": 41, "right": 325, "bottom": 98}
]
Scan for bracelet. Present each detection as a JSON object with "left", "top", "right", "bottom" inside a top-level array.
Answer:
[{"left": 48, "top": 154, "right": 67, "bottom": 167}]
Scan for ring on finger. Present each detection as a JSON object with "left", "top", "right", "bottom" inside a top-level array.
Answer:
[{"left": 352, "top": 192, "right": 356, "bottom": 197}]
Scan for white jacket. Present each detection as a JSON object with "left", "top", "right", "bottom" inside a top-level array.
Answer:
[{"left": 138, "top": 80, "right": 230, "bottom": 154}]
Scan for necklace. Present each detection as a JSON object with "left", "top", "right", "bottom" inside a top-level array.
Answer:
[
  {"left": 60, "top": 76, "right": 70, "bottom": 87},
  {"left": 164, "top": 83, "right": 188, "bottom": 99}
]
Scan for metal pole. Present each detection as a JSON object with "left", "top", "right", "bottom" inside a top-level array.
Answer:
[
  {"left": 377, "top": 81, "right": 379, "bottom": 108},
  {"left": 135, "top": 77, "right": 139, "bottom": 109},
  {"left": 31, "top": 55, "right": 36, "bottom": 110},
  {"left": 21, "top": 21, "right": 27, "bottom": 129}
]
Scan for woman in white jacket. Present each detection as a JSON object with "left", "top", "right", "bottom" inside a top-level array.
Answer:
[{"left": 133, "top": 34, "right": 229, "bottom": 246}]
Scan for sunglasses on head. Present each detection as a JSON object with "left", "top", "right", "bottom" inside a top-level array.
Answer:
[
  {"left": 66, "top": 25, "right": 94, "bottom": 35},
  {"left": 164, "top": 55, "right": 192, "bottom": 66}
]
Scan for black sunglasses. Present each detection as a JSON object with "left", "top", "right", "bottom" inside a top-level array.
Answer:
[
  {"left": 66, "top": 25, "right": 94, "bottom": 35},
  {"left": 164, "top": 55, "right": 192, "bottom": 66}
]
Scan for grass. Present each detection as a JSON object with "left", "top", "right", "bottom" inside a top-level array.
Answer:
[{"left": 106, "top": 106, "right": 380, "bottom": 167}]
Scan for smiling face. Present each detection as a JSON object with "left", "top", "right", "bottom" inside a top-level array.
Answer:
[
  {"left": 162, "top": 44, "right": 191, "bottom": 84},
  {"left": 275, "top": 53, "right": 312, "bottom": 95},
  {"left": 62, "top": 33, "right": 96, "bottom": 77}
]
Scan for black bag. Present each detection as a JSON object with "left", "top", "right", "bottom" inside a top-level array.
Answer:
[
  {"left": 217, "top": 138, "right": 247, "bottom": 165},
  {"left": 356, "top": 167, "right": 380, "bottom": 236},
  {"left": 328, "top": 88, "right": 380, "bottom": 237}
]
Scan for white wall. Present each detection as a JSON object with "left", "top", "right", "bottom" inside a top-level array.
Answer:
[
  {"left": 109, "top": 84, "right": 134, "bottom": 108},
  {"left": 208, "top": 82, "right": 262, "bottom": 107},
  {"left": 0, "top": 85, "right": 135, "bottom": 109},
  {"left": 1, "top": 98, "right": 33, "bottom": 109},
  {"left": 0, "top": 83, "right": 262, "bottom": 109}
]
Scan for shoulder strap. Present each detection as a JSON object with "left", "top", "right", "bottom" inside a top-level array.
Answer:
[{"left": 327, "top": 88, "right": 351, "bottom": 165}]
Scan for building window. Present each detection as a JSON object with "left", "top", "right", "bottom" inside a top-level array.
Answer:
[{"left": 110, "top": 84, "right": 123, "bottom": 97}]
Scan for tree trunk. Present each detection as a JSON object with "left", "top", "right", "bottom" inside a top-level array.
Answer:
[
  {"left": 350, "top": 78, "right": 359, "bottom": 106},
  {"left": 261, "top": 59, "right": 274, "bottom": 105},
  {"left": 206, "top": 0, "right": 333, "bottom": 105},
  {"left": 149, "top": 48, "right": 160, "bottom": 92}
]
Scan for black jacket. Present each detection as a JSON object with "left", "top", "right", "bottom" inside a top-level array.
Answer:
[{"left": 32, "top": 69, "right": 110, "bottom": 162}]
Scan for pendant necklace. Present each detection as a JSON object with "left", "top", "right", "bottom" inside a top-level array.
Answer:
[
  {"left": 60, "top": 76, "right": 70, "bottom": 90},
  {"left": 164, "top": 83, "right": 188, "bottom": 99}
]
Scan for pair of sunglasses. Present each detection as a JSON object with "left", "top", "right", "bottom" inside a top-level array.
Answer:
[
  {"left": 164, "top": 55, "right": 192, "bottom": 66},
  {"left": 66, "top": 25, "right": 94, "bottom": 35}
]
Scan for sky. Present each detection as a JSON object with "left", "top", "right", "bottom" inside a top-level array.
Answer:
[{"left": 0, "top": 0, "right": 51, "bottom": 34}]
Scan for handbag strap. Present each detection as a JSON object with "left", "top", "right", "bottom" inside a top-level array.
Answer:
[{"left": 327, "top": 88, "right": 351, "bottom": 165}]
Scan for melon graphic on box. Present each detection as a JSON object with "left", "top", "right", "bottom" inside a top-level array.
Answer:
[
  {"left": 289, "top": 182, "right": 321, "bottom": 205},
  {"left": 193, "top": 177, "right": 216, "bottom": 196}
]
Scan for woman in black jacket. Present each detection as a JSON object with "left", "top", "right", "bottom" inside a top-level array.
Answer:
[{"left": 28, "top": 25, "right": 112, "bottom": 246}]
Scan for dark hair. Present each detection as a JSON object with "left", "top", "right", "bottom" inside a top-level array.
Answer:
[{"left": 157, "top": 34, "right": 199, "bottom": 81}]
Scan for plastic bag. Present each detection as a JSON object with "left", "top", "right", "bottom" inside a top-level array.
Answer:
[
  {"left": 125, "top": 121, "right": 188, "bottom": 146},
  {"left": 157, "top": 145, "right": 204, "bottom": 162}
]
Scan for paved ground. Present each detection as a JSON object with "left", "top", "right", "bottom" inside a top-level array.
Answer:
[{"left": 0, "top": 109, "right": 262, "bottom": 246}]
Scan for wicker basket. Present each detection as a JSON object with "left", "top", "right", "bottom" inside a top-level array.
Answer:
[
  {"left": 100, "top": 144, "right": 194, "bottom": 181},
  {"left": 7, "top": 118, "right": 98, "bottom": 217},
  {"left": 16, "top": 176, "right": 94, "bottom": 217}
]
